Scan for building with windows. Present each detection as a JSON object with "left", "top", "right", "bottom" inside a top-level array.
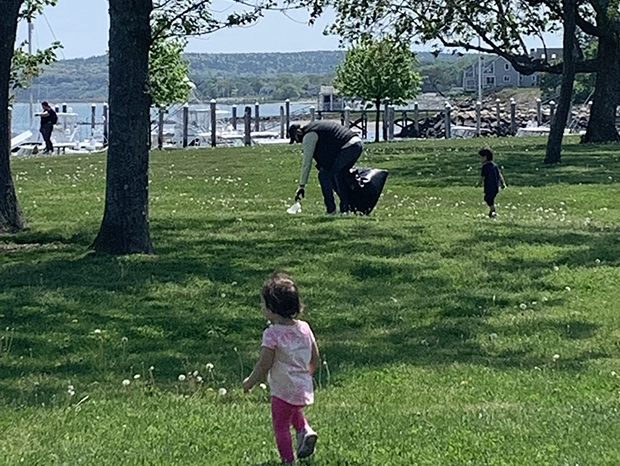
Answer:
[{"left": 462, "top": 55, "right": 539, "bottom": 93}]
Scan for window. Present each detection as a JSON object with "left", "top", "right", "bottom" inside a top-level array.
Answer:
[
  {"left": 486, "top": 76, "right": 495, "bottom": 86},
  {"left": 505, "top": 63, "right": 510, "bottom": 70},
  {"left": 504, "top": 76, "right": 511, "bottom": 82}
]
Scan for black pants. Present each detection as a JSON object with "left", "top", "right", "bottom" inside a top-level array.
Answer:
[
  {"left": 318, "top": 142, "right": 363, "bottom": 213},
  {"left": 40, "top": 122, "right": 54, "bottom": 152}
]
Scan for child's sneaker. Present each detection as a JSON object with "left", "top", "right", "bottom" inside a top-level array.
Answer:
[{"left": 296, "top": 426, "right": 318, "bottom": 459}]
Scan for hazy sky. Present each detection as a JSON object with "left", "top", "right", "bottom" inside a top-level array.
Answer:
[
  {"left": 16, "top": 0, "right": 561, "bottom": 59},
  {"left": 16, "top": 0, "right": 341, "bottom": 59}
]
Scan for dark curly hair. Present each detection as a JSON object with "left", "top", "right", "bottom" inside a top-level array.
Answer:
[
  {"left": 261, "top": 271, "right": 304, "bottom": 318},
  {"left": 478, "top": 147, "right": 494, "bottom": 160}
]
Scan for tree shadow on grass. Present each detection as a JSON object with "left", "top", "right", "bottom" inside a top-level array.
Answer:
[
  {"left": 0, "top": 211, "right": 614, "bottom": 405},
  {"left": 372, "top": 140, "right": 620, "bottom": 189}
]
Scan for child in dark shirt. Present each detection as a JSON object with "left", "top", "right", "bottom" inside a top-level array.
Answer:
[{"left": 476, "top": 147, "right": 506, "bottom": 217}]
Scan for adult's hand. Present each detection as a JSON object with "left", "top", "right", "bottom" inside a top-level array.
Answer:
[{"left": 295, "top": 187, "right": 305, "bottom": 201}]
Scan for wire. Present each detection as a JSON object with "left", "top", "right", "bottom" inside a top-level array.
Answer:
[{"left": 41, "top": 12, "right": 66, "bottom": 59}]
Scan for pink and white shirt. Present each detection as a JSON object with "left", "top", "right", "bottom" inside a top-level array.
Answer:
[{"left": 262, "top": 320, "right": 316, "bottom": 406}]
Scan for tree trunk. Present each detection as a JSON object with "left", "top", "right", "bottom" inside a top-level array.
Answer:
[
  {"left": 582, "top": 32, "right": 620, "bottom": 143},
  {"left": 545, "top": 0, "right": 577, "bottom": 164},
  {"left": 91, "top": 0, "right": 154, "bottom": 254},
  {"left": 0, "top": 0, "right": 26, "bottom": 233},
  {"left": 374, "top": 98, "right": 380, "bottom": 142}
]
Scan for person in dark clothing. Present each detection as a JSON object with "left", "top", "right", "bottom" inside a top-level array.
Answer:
[
  {"left": 476, "top": 147, "right": 507, "bottom": 217},
  {"left": 39, "top": 101, "right": 57, "bottom": 154},
  {"left": 290, "top": 121, "right": 363, "bottom": 214}
]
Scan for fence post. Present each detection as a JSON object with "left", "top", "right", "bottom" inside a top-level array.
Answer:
[
  {"left": 244, "top": 106, "right": 252, "bottom": 146},
  {"left": 361, "top": 110, "right": 367, "bottom": 139},
  {"left": 232, "top": 106, "right": 237, "bottom": 130},
  {"left": 510, "top": 98, "right": 517, "bottom": 135},
  {"left": 344, "top": 105, "right": 351, "bottom": 128},
  {"left": 158, "top": 106, "right": 165, "bottom": 150},
  {"left": 382, "top": 98, "right": 390, "bottom": 141},
  {"left": 413, "top": 101, "right": 419, "bottom": 135},
  {"left": 102, "top": 103, "right": 109, "bottom": 147},
  {"left": 7, "top": 106, "right": 11, "bottom": 152},
  {"left": 210, "top": 99, "right": 217, "bottom": 147},
  {"left": 280, "top": 106, "right": 285, "bottom": 138},
  {"left": 476, "top": 101, "right": 481, "bottom": 137},
  {"left": 254, "top": 102, "right": 260, "bottom": 132},
  {"left": 549, "top": 100, "right": 556, "bottom": 125},
  {"left": 182, "top": 103, "right": 189, "bottom": 148},
  {"left": 495, "top": 98, "right": 501, "bottom": 127},
  {"left": 91, "top": 103, "right": 97, "bottom": 136},
  {"left": 536, "top": 98, "right": 542, "bottom": 126},
  {"left": 445, "top": 102, "right": 452, "bottom": 139},
  {"left": 285, "top": 99, "right": 290, "bottom": 136},
  {"left": 310, "top": 105, "right": 316, "bottom": 122},
  {"left": 387, "top": 105, "right": 395, "bottom": 141}
]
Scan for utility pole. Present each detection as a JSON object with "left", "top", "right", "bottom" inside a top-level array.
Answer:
[
  {"left": 28, "top": 18, "right": 34, "bottom": 128},
  {"left": 477, "top": 36, "right": 483, "bottom": 103}
]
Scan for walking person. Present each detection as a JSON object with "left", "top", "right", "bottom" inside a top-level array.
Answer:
[
  {"left": 476, "top": 147, "right": 507, "bottom": 217},
  {"left": 290, "top": 120, "right": 363, "bottom": 214},
  {"left": 38, "top": 102, "right": 57, "bottom": 154},
  {"left": 243, "top": 271, "right": 320, "bottom": 464}
]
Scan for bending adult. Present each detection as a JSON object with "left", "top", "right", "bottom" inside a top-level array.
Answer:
[
  {"left": 39, "top": 102, "right": 57, "bottom": 154},
  {"left": 290, "top": 121, "right": 363, "bottom": 214}
]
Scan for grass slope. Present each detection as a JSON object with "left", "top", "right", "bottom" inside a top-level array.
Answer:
[{"left": 1, "top": 137, "right": 620, "bottom": 465}]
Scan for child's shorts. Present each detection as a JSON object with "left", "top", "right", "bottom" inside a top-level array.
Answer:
[{"left": 484, "top": 190, "right": 498, "bottom": 206}]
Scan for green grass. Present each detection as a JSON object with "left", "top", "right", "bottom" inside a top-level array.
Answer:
[{"left": 2, "top": 137, "right": 620, "bottom": 465}]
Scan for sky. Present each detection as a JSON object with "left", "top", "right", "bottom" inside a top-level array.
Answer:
[
  {"left": 16, "top": 0, "right": 561, "bottom": 60},
  {"left": 17, "top": 0, "right": 341, "bottom": 59}
]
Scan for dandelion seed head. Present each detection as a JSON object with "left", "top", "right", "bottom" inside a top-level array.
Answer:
[
  {"left": 121, "top": 336, "right": 128, "bottom": 343},
  {"left": 178, "top": 374, "right": 186, "bottom": 382},
  {"left": 259, "top": 383, "right": 267, "bottom": 390},
  {"left": 133, "top": 374, "right": 140, "bottom": 380},
  {"left": 206, "top": 363, "right": 214, "bottom": 370},
  {"left": 565, "top": 286, "right": 571, "bottom": 291},
  {"left": 193, "top": 370, "right": 199, "bottom": 377},
  {"left": 553, "top": 354, "right": 560, "bottom": 361},
  {"left": 218, "top": 388, "right": 227, "bottom": 396},
  {"left": 94, "top": 329, "right": 102, "bottom": 334},
  {"left": 519, "top": 303, "right": 527, "bottom": 310},
  {"left": 122, "top": 379, "right": 131, "bottom": 387}
]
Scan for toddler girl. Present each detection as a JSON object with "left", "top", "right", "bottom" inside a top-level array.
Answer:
[{"left": 243, "top": 271, "right": 320, "bottom": 464}]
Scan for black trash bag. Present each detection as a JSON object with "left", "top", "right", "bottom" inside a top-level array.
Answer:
[{"left": 343, "top": 167, "right": 389, "bottom": 215}]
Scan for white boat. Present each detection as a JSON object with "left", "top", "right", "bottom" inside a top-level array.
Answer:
[{"left": 13, "top": 110, "right": 106, "bottom": 155}]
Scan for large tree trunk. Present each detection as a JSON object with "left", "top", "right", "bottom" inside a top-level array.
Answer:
[
  {"left": 582, "top": 32, "right": 620, "bottom": 143},
  {"left": 545, "top": 0, "right": 577, "bottom": 164},
  {"left": 91, "top": 0, "right": 154, "bottom": 254},
  {"left": 0, "top": 0, "right": 26, "bottom": 233}
]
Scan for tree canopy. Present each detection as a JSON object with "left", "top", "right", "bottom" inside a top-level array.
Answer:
[{"left": 335, "top": 37, "right": 420, "bottom": 142}]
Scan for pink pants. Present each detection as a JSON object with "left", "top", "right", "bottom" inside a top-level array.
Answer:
[{"left": 271, "top": 396, "right": 308, "bottom": 463}]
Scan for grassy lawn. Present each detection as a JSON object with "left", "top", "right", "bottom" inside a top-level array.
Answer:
[{"left": 1, "top": 137, "right": 620, "bottom": 465}]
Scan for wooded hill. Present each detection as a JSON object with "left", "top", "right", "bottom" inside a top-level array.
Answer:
[{"left": 14, "top": 50, "right": 473, "bottom": 102}]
